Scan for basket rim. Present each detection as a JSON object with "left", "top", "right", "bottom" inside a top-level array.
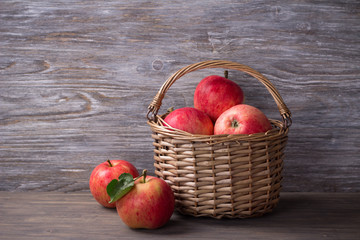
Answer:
[{"left": 148, "top": 116, "right": 288, "bottom": 143}]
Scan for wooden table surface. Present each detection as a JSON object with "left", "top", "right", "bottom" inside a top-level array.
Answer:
[{"left": 1, "top": 192, "right": 359, "bottom": 240}]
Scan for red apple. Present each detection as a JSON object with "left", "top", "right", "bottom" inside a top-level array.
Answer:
[
  {"left": 163, "top": 107, "right": 214, "bottom": 135},
  {"left": 115, "top": 171, "right": 175, "bottom": 229},
  {"left": 194, "top": 75, "right": 244, "bottom": 122},
  {"left": 89, "top": 160, "right": 139, "bottom": 208},
  {"left": 214, "top": 104, "right": 272, "bottom": 135}
]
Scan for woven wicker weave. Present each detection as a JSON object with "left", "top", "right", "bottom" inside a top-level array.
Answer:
[{"left": 147, "top": 60, "right": 292, "bottom": 219}]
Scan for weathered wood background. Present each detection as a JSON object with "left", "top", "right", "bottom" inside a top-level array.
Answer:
[{"left": 0, "top": 0, "right": 359, "bottom": 192}]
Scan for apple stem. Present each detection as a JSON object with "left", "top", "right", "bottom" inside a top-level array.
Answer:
[
  {"left": 142, "top": 169, "right": 147, "bottom": 183},
  {"left": 224, "top": 70, "right": 229, "bottom": 79},
  {"left": 231, "top": 120, "right": 239, "bottom": 128},
  {"left": 107, "top": 159, "right": 113, "bottom": 167},
  {"left": 133, "top": 169, "right": 148, "bottom": 183}
]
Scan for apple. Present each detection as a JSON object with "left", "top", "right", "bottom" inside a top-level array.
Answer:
[
  {"left": 114, "top": 170, "right": 175, "bottom": 229},
  {"left": 214, "top": 104, "right": 272, "bottom": 135},
  {"left": 163, "top": 107, "right": 214, "bottom": 135},
  {"left": 89, "top": 160, "right": 139, "bottom": 208},
  {"left": 194, "top": 75, "right": 244, "bottom": 122}
]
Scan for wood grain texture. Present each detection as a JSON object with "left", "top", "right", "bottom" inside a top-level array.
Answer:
[
  {"left": 0, "top": 1, "right": 359, "bottom": 192},
  {"left": 0, "top": 192, "right": 359, "bottom": 240}
]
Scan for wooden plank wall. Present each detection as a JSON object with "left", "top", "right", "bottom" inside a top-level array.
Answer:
[{"left": 0, "top": 1, "right": 359, "bottom": 192}]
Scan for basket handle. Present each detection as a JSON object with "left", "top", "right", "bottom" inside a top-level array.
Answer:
[{"left": 147, "top": 60, "right": 292, "bottom": 128}]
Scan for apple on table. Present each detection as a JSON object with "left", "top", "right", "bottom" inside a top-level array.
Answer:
[
  {"left": 107, "top": 169, "right": 175, "bottom": 229},
  {"left": 89, "top": 160, "right": 139, "bottom": 208}
]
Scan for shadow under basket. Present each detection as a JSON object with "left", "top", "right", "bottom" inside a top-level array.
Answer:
[{"left": 147, "top": 60, "right": 292, "bottom": 219}]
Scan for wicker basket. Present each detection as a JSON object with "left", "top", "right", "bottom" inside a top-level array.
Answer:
[{"left": 147, "top": 60, "right": 292, "bottom": 219}]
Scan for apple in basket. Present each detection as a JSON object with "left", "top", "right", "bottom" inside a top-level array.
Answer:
[
  {"left": 107, "top": 169, "right": 175, "bottom": 229},
  {"left": 194, "top": 75, "right": 244, "bottom": 122},
  {"left": 163, "top": 107, "right": 214, "bottom": 135},
  {"left": 89, "top": 160, "right": 139, "bottom": 208},
  {"left": 214, "top": 104, "right": 272, "bottom": 135}
]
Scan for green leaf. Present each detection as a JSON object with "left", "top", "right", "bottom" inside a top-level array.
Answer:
[{"left": 107, "top": 173, "right": 135, "bottom": 204}]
